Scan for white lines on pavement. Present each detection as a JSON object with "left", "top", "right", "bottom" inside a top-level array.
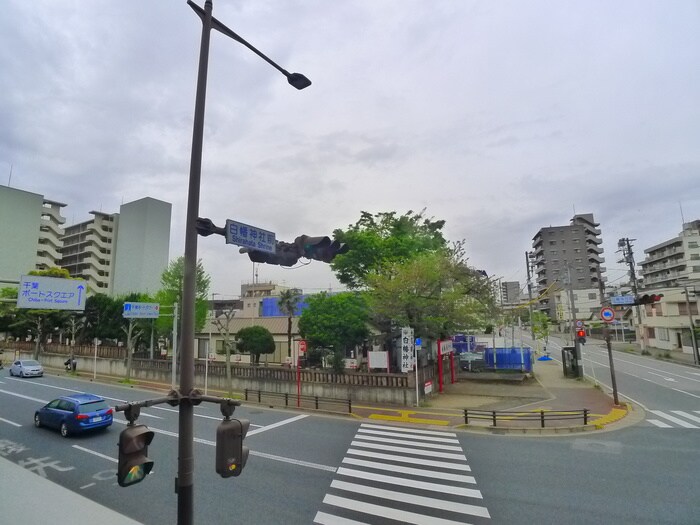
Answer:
[
  {"left": 246, "top": 414, "right": 308, "bottom": 436},
  {"left": 349, "top": 440, "right": 467, "bottom": 461},
  {"left": 73, "top": 445, "right": 118, "bottom": 463},
  {"left": 346, "top": 449, "right": 471, "bottom": 472},
  {"left": 0, "top": 388, "right": 47, "bottom": 404},
  {"left": 357, "top": 427, "right": 459, "bottom": 444},
  {"left": 341, "top": 457, "right": 476, "bottom": 484},
  {"left": 80, "top": 483, "right": 97, "bottom": 489},
  {"left": 352, "top": 434, "right": 463, "bottom": 452},
  {"left": 671, "top": 410, "right": 700, "bottom": 424},
  {"left": 251, "top": 451, "right": 337, "bottom": 472},
  {"left": 649, "top": 410, "right": 698, "bottom": 428},
  {"left": 648, "top": 372, "right": 677, "bottom": 382},
  {"left": 0, "top": 417, "right": 22, "bottom": 427},
  {"left": 672, "top": 388, "right": 700, "bottom": 399},
  {"left": 360, "top": 423, "right": 458, "bottom": 436},
  {"left": 647, "top": 420, "right": 673, "bottom": 428}
]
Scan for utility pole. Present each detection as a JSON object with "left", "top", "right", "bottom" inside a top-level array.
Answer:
[
  {"left": 565, "top": 264, "right": 583, "bottom": 378},
  {"left": 682, "top": 283, "right": 699, "bottom": 365},
  {"left": 597, "top": 269, "right": 619, "bottom": 405},
  {"left": 525, "top": 251, "right": 535, "bottom": 340},
  {"left": 618, "top": 238, "right": 645, "bottom": 350}
]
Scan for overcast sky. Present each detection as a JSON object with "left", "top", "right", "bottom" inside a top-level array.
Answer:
[{"left": 2, "top": 0, "right": 699, "bottom": 298}]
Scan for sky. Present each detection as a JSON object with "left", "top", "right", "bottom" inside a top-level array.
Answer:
[{"left": 1, "top": 0, "right": 699, "bottom": 299}]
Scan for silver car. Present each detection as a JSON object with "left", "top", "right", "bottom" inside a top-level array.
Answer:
[{"left": 9, "top": 359, "right": 44, "bottom": 378}]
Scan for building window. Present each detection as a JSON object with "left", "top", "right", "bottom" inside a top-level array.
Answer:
[
  {"left": 658, "top": 328, "right": 670, "bottom": 341},
  {"left": 646, "top": 327, "right": 656, "bottom": 339},
  {"left": 549, "top": 241, "right": 557, "bottom": 246},
  {"left": 588, "top": 293, "right": 597, "bottom": 299},
  {"left": 679, "top": 302, "right": 699, "bottom": 316}
]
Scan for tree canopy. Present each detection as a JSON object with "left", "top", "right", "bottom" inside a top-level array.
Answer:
[
  {"left": 330, "top": 210, "right": 448, "bottom": 289},
  {"left": 235, "top": 325, "right": 275, "bottom": 365},
  {"left": 154, "top": 256, "right": 211, "bottom": 334},
  {"left": 298, "top": 292, "right": 370, "bottom": 354}
]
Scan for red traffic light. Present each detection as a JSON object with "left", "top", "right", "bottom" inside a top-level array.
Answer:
[{"left": 576, "top": 329, "right": 586, "bottom": 338}]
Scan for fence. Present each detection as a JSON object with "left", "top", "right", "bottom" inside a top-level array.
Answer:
[
  {"left": 243, "top": 389, "right": 352, "bottom": 414},
  {"left": 463, "top": 409, "right": 589, "bottom": 428},
  {"left": 483, "top": 347, "right": 533, "bottom": 372}
]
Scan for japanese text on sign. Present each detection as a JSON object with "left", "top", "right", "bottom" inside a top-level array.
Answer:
[
  {"left": 225, "top": 219, "right": 276, "bottom": 254},
  {"left": 401, "top": 326, "right": 415, "bottom": 373}
]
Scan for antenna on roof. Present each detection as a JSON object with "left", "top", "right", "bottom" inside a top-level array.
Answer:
[
  {"left": 679, "top": 201, "right": 686, "bottom": 225},
  {"left": 7, "top": 164, "right": 12, "bottom": 186}
]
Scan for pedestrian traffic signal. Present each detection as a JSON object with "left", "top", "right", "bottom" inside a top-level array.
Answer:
[
  {"left": 216, "top": 418, "right": 250, "bottom": 478},
  {"left": 117, "top": 424, "right": 154, "bottom": 487},
  {"left": 295, "top": 235, "right": 349, "bottom": 263},
  {"left": 239, "top": 241, "right": 300, "bottom": 267},
  {"left": 576, "top": 329, "right": 586, "bottom": 345},
  {"left": 636, "top": 294, "right": 664, "bottom": 305}
]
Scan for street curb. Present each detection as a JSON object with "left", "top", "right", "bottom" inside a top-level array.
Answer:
[{"left": 454, "top": 423, "right": 596, "bottom": 435}]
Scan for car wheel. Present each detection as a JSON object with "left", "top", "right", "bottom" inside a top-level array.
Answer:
[
  {"left": 60, "top": 422, "right": 70, "bottom": 438},
  {"left": 34, "top": 414, "right": 42, "bottom": 428},
  {"left": 20, "top": 371, "right": 25, "bottom": 378},
  {"left": 8, "top": 369, "right": 13, "bottom": 376}
]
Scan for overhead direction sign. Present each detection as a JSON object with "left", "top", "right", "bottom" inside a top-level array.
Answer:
[
  {"left": 611, "top": 295, "right": 635, "bottom": 306},
  {"left": 17, "top": 275, "right": 86, "bottom": 311},
  {"left": 123, "top": 302, "right": 161, "bottom": 319},
  {"left": 225, "top": 220, "right": 276, "bottom": 254}
]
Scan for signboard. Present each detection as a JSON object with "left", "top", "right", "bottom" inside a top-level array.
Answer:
[
  {"left": 575, "top": 320, "right": 584, "bottom": 328},
  {"left": 225, "top": 219, "right": 276, "bottom": 254},
  {"left": 17, "top": 275, "right": 87, "bottom": 311},
  {"left": 298, "top": 340, "right": 307, "bottom": 354},
  {"left": 123, "top": 302, "right": 160, "bottom": 318},
  {"left": 611, "top": 295, "right": 635, "bottom": 306},
  {"left": 600, "top": 307, "right": 615, "bottom": 323},
  {"left": 400, "top": 326, "right": 415, "bottom": 373},
  {"left": 368, "top": 351, "right": 389, "bottom": 370},
  {"left": 424, "top": 380, "right": 433, "bottom": 395}
]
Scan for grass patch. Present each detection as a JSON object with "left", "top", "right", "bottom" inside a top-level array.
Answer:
[{"left": 118, "top": 378, "right": 136, "bottom": 385}]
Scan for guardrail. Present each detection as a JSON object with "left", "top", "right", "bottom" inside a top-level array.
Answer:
[
  {"left": 463, "top": 409, "right": 589, "bottom": 428},
  {"left": 244, "top": 389, "right": 352, "bottom": 414}
]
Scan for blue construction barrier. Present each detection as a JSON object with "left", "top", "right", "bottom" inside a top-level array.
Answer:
[{"left": 483, "top": 347, "right": 532, "bottom": 372}]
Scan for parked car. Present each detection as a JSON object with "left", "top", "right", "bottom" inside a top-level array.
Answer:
[
  {"left": 9, "top": 359, "right": 44, "bottom": 378},
  {"left": 34, "top": 393, "right": 113, "bottom": 437}
]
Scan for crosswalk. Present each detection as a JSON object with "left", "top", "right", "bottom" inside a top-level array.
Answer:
[
  {"left": 314, "top": 423, "right": 490, "bottom": 525},
  {"left": 647, "top": 410, "right": 700, "bottom": 428}
]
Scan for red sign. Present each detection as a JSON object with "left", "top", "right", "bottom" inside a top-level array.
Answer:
[{"left": 298, "top": 340, "right": 307, "bottom": 354}]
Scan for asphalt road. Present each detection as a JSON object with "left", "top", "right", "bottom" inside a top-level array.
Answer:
[{"left": 2, "top": 366, "right": 698, "bottom": 524}]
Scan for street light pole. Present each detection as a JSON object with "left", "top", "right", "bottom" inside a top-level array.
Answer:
[
  {"left": 682, "top": 283, "right": 699, "bottom": 365},
  {"left": 178, "top": 2, "right": 310, "bottom": 524}
]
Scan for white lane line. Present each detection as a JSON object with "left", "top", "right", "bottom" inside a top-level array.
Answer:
[
  {"left": 672, "top": 388, "right": 700, "bottom": 399},
  {"left": 313, "top": 510, "right": 367, "bottom": 525},
  {"left": 649, "top": 410, "right": 698, "bottom": 428},
  {"left": 353, "top": 434, "right": 463, "bottom": 452},
  {"left": 648, "top": 372, "right": 676, "bottom": 382},
  {"left": 336, "top": 467, "right": 482, "bottom": 498},
  {"left": 647, "top": 419, "right": 672, "bottom": 428},
  {"left": 247, "top": 414, "right": 308, "bottom": 436},
  {"left": 322, "top": 494, "right": 475, "bottom": 525},
  {"left": 360, "top": 423, "right": 456, "bottom": 437},
  {"left": 349, "top": 440, "right": 466, "bottom": 461},
  {"left": 357, "top": 428, "right": 459, "bottom": 444},
  {"left": 346, "top": 449, "right": 471, "bottom": 472},
  {"left": 0, "top": 417, "right": 22, "bottom": 427},
  {"left": 73, "top": 445, "right": 118, "bottom": 463},
  {"left": 341, "top": 457, "right": 476, "bottom": 484},
  {"left": 331, "top": 479, "right": 490, "bottom": 518},
  {"left": 671, "top": 411, "right": 700, "bottom": 424},
  {"left": 80, "top": 483, "right": 97, "bottom": 489},
  {"left": 0, "top": 389, "right": 47, "bottom": 403}
]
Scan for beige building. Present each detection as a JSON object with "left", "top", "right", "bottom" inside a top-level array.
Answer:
[
  {"left": 638, "top": 287, "right": 699, "bottom": 356},
  {"left": 0, "top": 186, "right": 66, "bottom": 281},
  {"left": 639, "top": 220, "right": 700, "bottom": 288}
]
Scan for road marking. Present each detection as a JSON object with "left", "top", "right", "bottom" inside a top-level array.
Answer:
[
  {"left": 360, "top": 423, "right": 457, "bottom": 437},
  {"left": 671, "top": 388, "right": 700, "bottom": 399},
  {"left": 349, "top": 440, "right": 467, "bottom": 461},
  {"left": 72, "top": 445, "right": 118, "bottom": 463},
  {"left": 0, "top": 417, "right": 22, "bottom": 427},
  {"left": 346, "top": 449, "right": 471, "bottom": 471},
  {"left": 80, "top": 483, "right": 96, "bottom": 489},
  {"left": 648, "top": 372, "right": 676, "bottom": 382},
  {"left": 352, "top": 434, "right": 463, "bottom": 451},
  {"left": 647, "top": 419, "right": 673, "bottom": 428},
  {"left": 357, "top": 427, "right": 459, "bottom": 443},
  {"left": 671, "top": 410, "right": 700, "bottom": 424},
  {"left": 0, "top": 389, "right": 47, "bottom": 403},
  {"left": 247, "top": 414, "right": 308, "bottom": 436},
  {"left": 649, "top": 410, "right": 698, "bottom": 428},
  {"left": 341, "top": 457, "right": 476, "bottom": 484}
]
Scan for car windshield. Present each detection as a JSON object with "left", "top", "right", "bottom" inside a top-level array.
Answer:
[
  {"left": 23, "top": 360, "right": 40, "bottom": 366},
  {"left": 77, "top": 400, "right": 109, "bottom": 414}
]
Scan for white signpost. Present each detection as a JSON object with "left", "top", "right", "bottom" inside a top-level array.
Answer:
[
  {"left": 123, "top": 302, "right": 161, "bottom": 318},
  {"left": 400, "top": 327, "right": 414, "bottom": 373},
  {"left": 17, "top": 275, "right": 87, "bottom": 311},
  {"left": 225, "top": 219, "right": 276, "bottom": 254}
]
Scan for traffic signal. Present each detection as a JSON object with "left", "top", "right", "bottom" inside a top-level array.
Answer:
[
  {"left": 636, "top": 294, "right": 664, "bottom": 305},
  {"left": 117, "top": 424, "right": 154, "bottom": 487},
  {"left": 576, "top": 329, "right": 586, "bottom": 345},
  {"left": 216, "top": 418, "right": 250, "bottom": 478},
  {"left": 295, "top": 235, "right": 349, "bottom": 263},
  {"left": 240, "top": 241, "right": 300, "bottom": 267}
]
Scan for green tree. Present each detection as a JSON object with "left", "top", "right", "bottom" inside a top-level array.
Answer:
[
  {"left": 235, "top": 326, "right": 275, "bottom": 366},
  {"left": 298, "top": 292, "right": 370, "bottom": 355},
  {"left": 278, "top": 288, "right": 302, "bottom": 357},
  {"left": 83, "top": 294, "right": 125, "bottom": 343},
  {"left": 154, "top": 256, "right": 211, "bottom": 339},
  {"left": 531, "top": 311, "right": 551, "bottom": 353},
  {"left": 212, "top": 304, "right": 237, "bottom": 393},
  {"left": 366, "top": 250, "right": 495, "bottom": 341},
  {"left": 331, "top": 210, "right": 448, "bottom": 289}
]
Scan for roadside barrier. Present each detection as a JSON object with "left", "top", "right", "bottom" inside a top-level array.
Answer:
[
  {"left": 244, "top": 388, "right": 352, "bottom": 414},
  {"left": 463, "top": 408, "right": 589, "bottom": 428}
]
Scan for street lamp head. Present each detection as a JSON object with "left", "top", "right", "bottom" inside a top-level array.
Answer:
[{"left": 287, "top": 72, "right": 312, "bottom": 90}]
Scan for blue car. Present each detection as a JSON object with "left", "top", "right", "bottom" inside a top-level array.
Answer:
[{"left": 34, "top": 393, "right": 113, "bottom": 437}]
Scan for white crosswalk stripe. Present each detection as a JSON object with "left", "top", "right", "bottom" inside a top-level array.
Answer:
[
  {"left": 314, "top": 423, "right": 490, "bottom": 524},
  {"left": 646, "top": 410, "right": 700, "bottom": 428}
]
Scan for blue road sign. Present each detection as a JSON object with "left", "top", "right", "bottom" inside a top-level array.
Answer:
[
  {"left": 123, "top": 302, "right": 161, "bottom": 318},
  {"left": 225, "top": 220, "right": 276, "bottom": 254},
  {"left": 611, "top": 295, "right": 635, "bottom": 305},
  {"left": 17, "top": 275, "right": 86, "bottom": 311}
]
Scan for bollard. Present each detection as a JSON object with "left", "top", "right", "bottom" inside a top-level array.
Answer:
[{"left": 541, "top": 410, "right": 545, "bottom": 428}]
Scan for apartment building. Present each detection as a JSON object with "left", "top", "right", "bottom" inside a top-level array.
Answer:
[
  {"left": 0, "top": 186, "right": 66, "bottom": 281},
  {"left": 639, "top": 220, "right": 700, "bottom": 289},
  {"left": 531, "top": 213, "right": 606, "bottom": 320},
  {"left": 498, "top": 281, "right": 521, "bottom": 306}
]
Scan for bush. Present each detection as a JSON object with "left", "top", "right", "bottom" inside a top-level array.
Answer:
[{"left": 330, "top": 350, "right": 346, "bottom": 374}]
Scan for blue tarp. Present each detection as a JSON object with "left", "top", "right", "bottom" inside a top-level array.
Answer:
[
  {"left": 261, "top": 296, "right": 309, "bottom": 317},
  {"left": 483, "top": 347, "right": 533, "bottom": 372}
]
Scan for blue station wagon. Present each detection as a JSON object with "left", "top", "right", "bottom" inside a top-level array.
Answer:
[{"left": 34, "top": 393, "right": 113, "bottom": 437}]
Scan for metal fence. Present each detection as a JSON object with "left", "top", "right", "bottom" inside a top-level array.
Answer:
[
  {"left": 463, "top": 408, "right": 589, "bottom": 427},
  {"left": 243, "top": 389, "right": 352, "bottom": 414}
]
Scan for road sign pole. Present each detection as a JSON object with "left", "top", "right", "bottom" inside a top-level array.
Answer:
[{"left": 597, "top": 270, "right": 620, "bottom": 405}]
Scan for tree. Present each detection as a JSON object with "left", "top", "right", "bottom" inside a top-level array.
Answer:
[
  {"left": 235, "top": 326, "right": 275, "bottom": 366},
  {"left": 531, "top": 311, "right": 551, "bottom": 354},
  {"left": 83, "top": 294, "right": 125, "bottom": 343},
  {"left": 212, "top": 305, "right": 237, "bottom": 393},
  {"left": 154, "top": 256, "right": 211, "bottom": 340},
  {"left": 278, "top": 288, "right": 302, "bottom": 357},
  {"left": 298, "top": 292, "right": 370, "bottom": 355},
  {"left": 366, "top": 250, "right": 495, "bottom": 341},
  {"left": 331, "top": 210, "right": 448, "bottom": 289}
]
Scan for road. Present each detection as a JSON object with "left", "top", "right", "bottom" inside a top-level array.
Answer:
[
  {"left": 2, "top": 367, "right": 699, "bottom": 524},
  {"left": 538, "top": 334, "right": 700, "bottom": 429}
]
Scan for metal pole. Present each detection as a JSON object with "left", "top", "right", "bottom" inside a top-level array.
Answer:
[
  {"left": 597, "top": 269, "right": 619, "bottom": 405},
  {"left": 683, "top": 284, "right": 699, "bottom": 365},
  {"left": 93, "top": 338, "right": 98, "bottom": 380},
  {"left": 179, "top": 1, "right": 213, "bottom": 522},
  {"left": 414, "top": 342, "right": 419, "bottom": 407},
  {"left": 566, "top": 265, "right": 583, "bottom": 377},
  {"left": 172, "top": 302, "right": 178, "bottom": 390},
  {"left": 525, "top": 251, "right": 535, "bottom": 340}
]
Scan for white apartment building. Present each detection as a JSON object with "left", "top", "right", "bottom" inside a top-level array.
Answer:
[
  {"left": 551, "top": 287, "right": 602, "bottom": 331},
  {"left": 639, "top": 220, "right": 700, "bottom": 288},
  {"left": 0, "top": 186, "right": 66, "bottom": 281}
]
